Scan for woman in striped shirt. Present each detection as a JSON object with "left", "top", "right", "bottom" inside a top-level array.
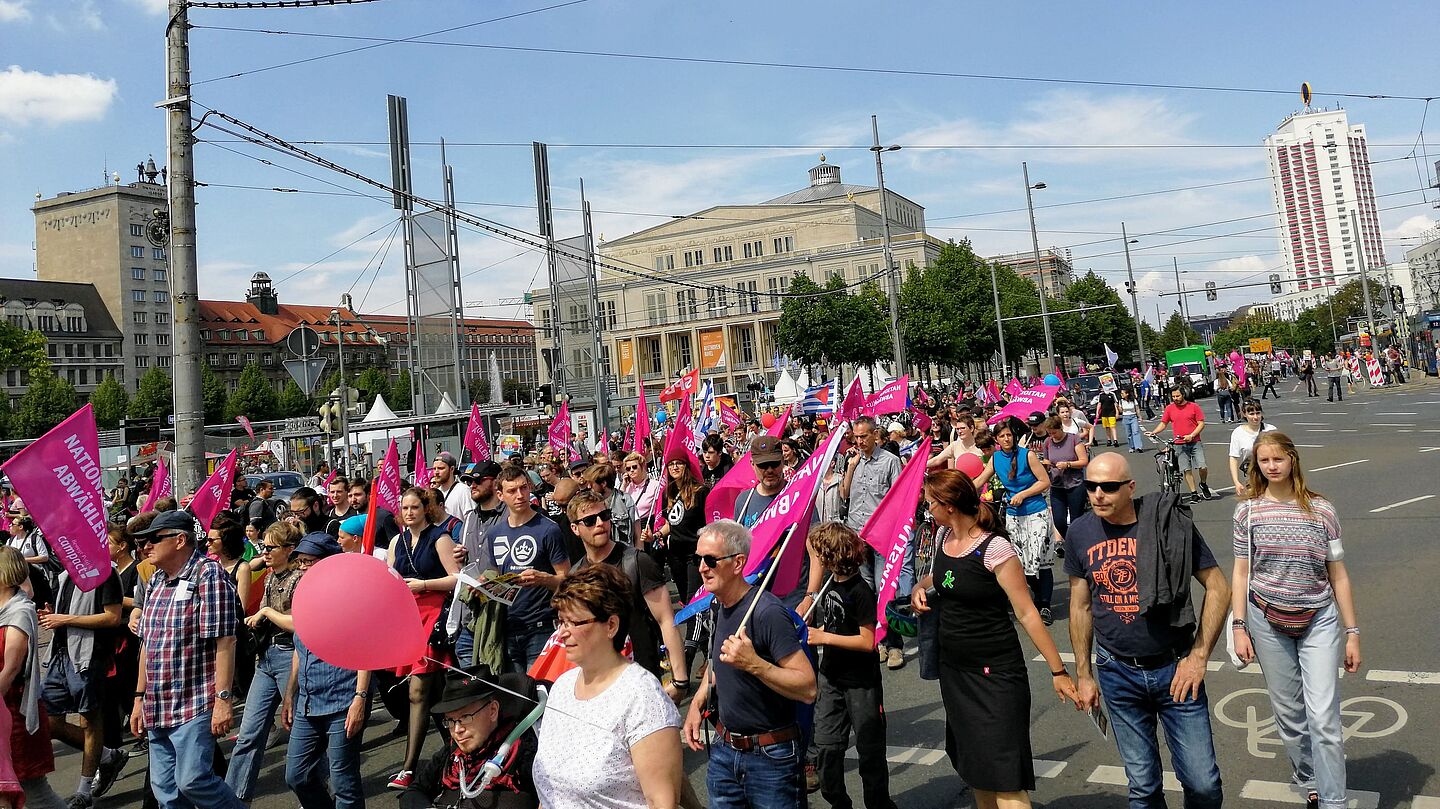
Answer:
[{"left": 1230, "top": 431, "right": 1361, "bottom": 809}]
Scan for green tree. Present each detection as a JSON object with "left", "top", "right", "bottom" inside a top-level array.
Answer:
[
  {"left": 502, "top": 377, "right": 527, "bottom": 405},
  {"left": 11, "top": 367, "right": 78, "bottom": 439},
  {"left": 1210, "top": 313, "right": 1292, "bottom": 357},
  {"left": 1139, "top": 322, "right": 1163, "bottom": 364},
  {"left": 355, "top": 367, "right": 391, "bottom": 405},
  {"left": 278, "top": 380, "right": 310, "bottom": 418},
  {"left": 1052, "top": 271, "right": 1138, "bottom": 363},
  {"left": 0, "top": 320, "right": 49, "bottom": 373},
  {"left": 392, "top": 369, "right": 412, "bottom": 411},
  {"left": 897, "top": 242, "right": 1011, "bottom": 372},
  {"left": 840, "top": 282, "right": 895, "bottom": 373},
  {"left": 468, "top": 377, "right": 491, "bottom": 405},
  {"left": 225, "top": 364, "right": 280, "bottom": 422},
  {"left": 128, "top": 367, "right": 174, "bottom": 420},
  {"left": 775, "top": 273, "right": 828, "bottom": 376},
  {"left": 201, "top": 364, "right": 228, "bottom": 424},
  {"left": 89, "top": 374, "right": 128, "bottom": 429},
  {"left": 1156, "top": 312, "right": 1203, "bottom": 354}
]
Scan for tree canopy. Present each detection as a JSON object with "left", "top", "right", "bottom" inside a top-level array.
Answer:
[
  {"left": 1052, "top": 270, "right": 1139, "bottom": 363},
  {"left": 89, "top": 374, "right": 128, "bottom": 430},
  {"left": 0, "top": 321, "right": 49, "bottom": 373},
  {"left": 129, "top": 367, "right": 174, "bottom": 420},
  {"left": 11, "top": 367, "right": 78, "bottom": 439},
  {"left": 225, "top": 364, "right": 280, "bottom": 422}
]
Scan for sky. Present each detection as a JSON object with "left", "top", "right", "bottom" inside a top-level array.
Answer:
[{"left": 1, "top": 0, "right": 1438, "bottom": 329}]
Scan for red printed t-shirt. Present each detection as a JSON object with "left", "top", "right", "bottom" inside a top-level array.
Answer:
[{"left": 1160, "top": 401, "right": 1205, "bottom": 444}]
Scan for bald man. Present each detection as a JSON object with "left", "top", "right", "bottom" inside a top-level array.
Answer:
[{"left": 1064, "top": 453, "right": 1230, "bottom": 809}]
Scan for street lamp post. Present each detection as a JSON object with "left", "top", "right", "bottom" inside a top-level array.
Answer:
[
  {"left": 1022, "top": 162, "right": 1055, "bottom": 370},
  {"left": 1121, "top": 223, "right": 1146, "bottom": 369},
  {"left": 989, "top": 263, "right": 1008, "bottom": 377},
  {"left": 330, "top": 308, "right": 351, "bottom": 477},
  {"left": 870, "top": 115, "right": 906, "bottom": 376}
]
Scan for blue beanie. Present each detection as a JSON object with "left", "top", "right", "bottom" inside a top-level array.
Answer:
[{"left": 338, "top": 514, "right": 367, "bottom": 537}]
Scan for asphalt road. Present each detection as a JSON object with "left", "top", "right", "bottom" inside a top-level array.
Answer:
[{"left": 54, "top": 374, "right": 1440, "bottom": 808}]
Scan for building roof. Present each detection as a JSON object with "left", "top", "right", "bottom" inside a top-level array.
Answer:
[
  {"left": 0, "top": 277, "right": 122, "bottom": 336},
  {"left": 759, "top": 182, "right": 878, "bottom": 205},
  {"left": 197, "top": 299, "right": 533, "bottom": 347}
]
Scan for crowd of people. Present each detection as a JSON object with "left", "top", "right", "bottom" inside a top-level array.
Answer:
[{"left": 0, "top": 367, "right": 1375, "bottom": 809}]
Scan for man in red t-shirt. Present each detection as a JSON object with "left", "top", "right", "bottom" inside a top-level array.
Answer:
[{"left": 1147, "top": 387, "right": 1214, "bottom": 502}]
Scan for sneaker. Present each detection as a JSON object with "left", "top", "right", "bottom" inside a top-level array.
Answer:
[
  {"left": 804, "top": 762, "right": 820, "bottom": 794},
  {"left": 64, "top": 795, "right": 93, "bottom": 809},
  {"left": 1040, "top": 607, "right": 1054, "bottom": 626},
  {"left": 387, "top": 770, "right": 414, "bottom": 791},
  {"left": 1200, "top": 483, "right": 1216, "bottom": 500},
  {"left": 1306, "top": 792, "right": 1320, "bottom": 809},
  {"left": 886, "top": 647, "right": 906, "bottom": 670},
  {"left": 92, "top": 747, "right": 130, "bottom": 797},
  {"left": 878, "top": 647, "right": 888, "bottom": 662}
]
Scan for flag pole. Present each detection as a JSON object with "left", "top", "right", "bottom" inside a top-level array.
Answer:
[{"left": 800, "top": 574, "right": 834, "bottom": 624}]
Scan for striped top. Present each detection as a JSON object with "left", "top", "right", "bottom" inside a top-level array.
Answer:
[{"left": 1233, "top": 496, "right": 1344, "bottom": 610}]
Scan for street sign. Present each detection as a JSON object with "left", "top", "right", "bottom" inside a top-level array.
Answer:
[
  {"left": 281, "top": 416, "right": 322, "bottom": 438},
  {"left": 286, "top": 326, "right": 322, "bottom": 358},
  {"left": 283, "top": 357, "right": 329, "bottom": 395}
]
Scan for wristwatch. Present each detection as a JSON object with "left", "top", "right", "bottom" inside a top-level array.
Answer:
[{"left": 217, "top": 689, "right": 234, "bottom": 702}]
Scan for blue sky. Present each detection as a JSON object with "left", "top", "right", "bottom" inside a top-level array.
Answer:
[{"left": 2, "top": 0, "right": 1437, "bottom": 327}]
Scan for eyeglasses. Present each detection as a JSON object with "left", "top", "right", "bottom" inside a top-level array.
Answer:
[
  {"left": 136, "top": 531, "right": 185, "bottom": 547},
  {"left": 691, "top": 551, "right": 742, "bottom": 568},
  {"left": 1083, "top": 479, "right": 1132, "bottom": 494},
  {"left": 575, "top": 508, "right": 612, "bottom": 527},
  {"left": 441, "top": 705, "right": 493, "bottom": 729},
  {"left": 555, "top": 616, "right": 600, "bottom": 631},
  {"left": 755, "top": 461, "right": 781, "bottom": 471}
]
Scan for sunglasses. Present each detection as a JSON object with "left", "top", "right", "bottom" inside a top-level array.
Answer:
[
  {"left": 136, "top": 531, "right": 185, "bottom": 547},
  {"left": 1083, "top": 479, "right": 1132, "bottom": 494},
  {"left": 691, "top": 551, "right": 742, "bottom": 568},
  {"left": 575, "top": 508, "right": 613, "bottom": 527},
  {"left": 756, "top": 461, "right": 782, "bottom": 471},
  {"left": 624, "top": 465, "right": 640, "bottom": 471},
  {"left": 261, "top": 543, "right": 295, "bottom": 552}
]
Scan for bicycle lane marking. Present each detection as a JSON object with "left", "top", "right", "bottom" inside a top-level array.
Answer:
[{"left": 1309, "top": 459, "right": 1370, "bottom": 472}]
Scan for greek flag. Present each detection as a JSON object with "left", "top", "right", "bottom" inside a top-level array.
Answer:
[{"left": 800, "top": 380, "right": 838, "bottom": 415}]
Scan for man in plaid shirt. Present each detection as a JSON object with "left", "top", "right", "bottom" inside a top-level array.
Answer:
[{"left": 129, "top": 510, "right": 245, "bottom": 808}]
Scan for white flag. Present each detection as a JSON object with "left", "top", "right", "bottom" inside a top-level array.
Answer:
[{"left": 1104, "top": 343, "right": 1119, "bottom": 368}]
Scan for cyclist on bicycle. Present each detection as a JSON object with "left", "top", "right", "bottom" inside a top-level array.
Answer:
[
  {"left": 1227, "top": 400, "right": 1276, "bottom": 493},
  {"left": 1147, "top": 387, "right": 1215, "bottom": 503}
]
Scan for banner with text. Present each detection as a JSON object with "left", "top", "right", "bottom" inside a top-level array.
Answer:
[{"left": 860, "top": 439, "right": 930, "bottom": 644}]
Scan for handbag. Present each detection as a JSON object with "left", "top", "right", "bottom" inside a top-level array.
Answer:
[{"left": 1245, "top": 500, "right": 1319, "bottom": 639}]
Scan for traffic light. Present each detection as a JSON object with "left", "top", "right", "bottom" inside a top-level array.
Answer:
[
  {"left": 1205, "top": 281, "right": 1218, "bottom": 302},
  {"left": 318, "top": 401, "right": 337, "bottom": 434},
  {"left": 1269, "top": 274, "right": 1283, "bottom": 295},
  {"left": 342, "top": 385, "right": 361, "bottom": 416},
  {"left": 1390, "top": 285, "right": 1405, "bottom": 309},
  {"left": 536, "top": 384, "right": 552, "bottom": 408},
  {"left": 1124, "top": 280, "right": 1136, "bottom": 295}
]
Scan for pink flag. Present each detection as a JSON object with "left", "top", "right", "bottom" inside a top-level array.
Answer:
[
  {"left": 321, "top": 468, "right": 338, "bottom": 492},
  {"left": 909, "top": 406, "right": 932, "bottom": 433},
  {"left": 987, "top": 379, "right": 1002, "bottom": 403},
  {"left": 236, "top": 416, "right": 255, "bottom": 444},
  {"left": 140, "top": 458, "right": 172, "bottom": 513},
  {"left": 1003, "top": 378, "right": 1024, "bottom": 398},
  {"left": 741, "top": 427, "right": 846, "bottom": 597},
  {"left": 0, "top": 405, "right": 110, "bottom": 591},
  {"left": 1056, "top": 366, "right": 1068, "bottom": 388},
  {"left": 862, "top": 375, "right": 909, "bottom": 418},
  {"left": 412, "top": 438, "right": 427, "bottom": 488},
  {"left": 659, "top": 396, "right": 703, "bottom": 482},
  {"left": 859, "top": 439, "right": 931, "bottom": 644},
  {"left": 986, "top": 383, "right": 1061, "bottom": 425},
  {"left": 635, "top": 384, "right": 652, "bottom": 452},
  {"left": 463, "top": 403, "right": 492, "bottom": 463},
  {"left": 705, "top": 408, "right": 791, "bottom": 523},
  {"left": 598, "top": 428, "right": 610, "bottom": 452},
  {"left": 375, "top": 439, "right": 403, "bottom": 514},
  {"left": 839, "top": 377, "right": 866, "bottom": 421},
  {"left": 188, "top": 449, "right": 239, "bottom": 534},
  {"left": 717, "top": 398, "right": 743, "bottom": 430},
  {"left": 548, "top": 401, "right": 572, "bottom": 460}
]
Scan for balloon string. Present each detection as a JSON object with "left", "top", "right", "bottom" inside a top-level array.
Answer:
[{"left": 418, "top": 657, "right": 615, "bottom": 733}]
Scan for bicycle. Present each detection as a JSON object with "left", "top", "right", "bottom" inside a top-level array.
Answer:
[{"left": 1146, "top": 435, "right": 1185, "bottom": 495}]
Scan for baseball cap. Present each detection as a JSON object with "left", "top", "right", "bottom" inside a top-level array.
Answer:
[
  {"left": 460, "top": 461, "right": 502, "bottom": 482},
  {"left": 1026, "top": 412, "right": 1048, "bottom": 427},
  {"left": 749, "top": 436, "right": 783, "bottom": 464},
  {"left": 132, "top": 510, "right": 196, "bottom": 536},
  {"left": 295, "top": 531, "right": 342, "bottom": 559},
  {"left": 887, "top": 422, "right": 906, "bottom": 434},
  {"left": 435, "top": 451, "right": 459, "bottom": 468}
]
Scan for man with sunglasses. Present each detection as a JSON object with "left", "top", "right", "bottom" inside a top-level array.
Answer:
[
  {"left": 683, "top": 520, "right": 816, "bottom": 809},
  {"left": 569, "top": 491, "right": 689, "bottom": 695},
  {"left": 1064, "top": 453, "right": 1229, "bottom": 809},
  {"left": 129, "top": 510, "right": 246, "bottom": 808},
  {"left": 734, "top": 436, "right": 787, "bottom": 530}
]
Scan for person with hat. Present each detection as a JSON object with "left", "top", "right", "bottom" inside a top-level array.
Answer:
[
  {"left": 733, "top": 436, "right": 786, "bottom": 531},
  {"left": 281, "top": 532, "right": 369, "bottom": 809},
  {"left": 129, "top": 510, "right": 245, "bottom": 809},
  {"left": 882, "top": 421, "right": 906, "bottom": 459},
  {"left": 432, "top": 452, "right": 474, "bottom": 523},
  {"left": 452, "top": 460, "right": 507, "bottom": 669},
  {"left": 399, "top": 665, "right": 541, "bottom": 809},
  {"left": 336, "top": 514, "right": 368, "bottom": 555}
]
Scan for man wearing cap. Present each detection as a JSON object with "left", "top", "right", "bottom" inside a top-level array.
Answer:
[
  {"left": 733, "top": 436, "right": 787, "bottom": 531},
  {"left": 282, "top": 532, "right": 369, "bottom": 809},
  {"left": 129, "top": 510, "right": 245, "bottom": 808},
  {"left": 882, "top": 421, "right": 906, "bottom": 459},
  {"left": 842, "top": 416, "right": 905, "bottom": 670},
  {"left": 399, "top": 665, "right": 539, "bottom": 809},
  {"left": 454, "top": 460, "right": 507, "bottom": 668},
  {"left": 433, "top": 452, "right": 474, "bottom": 522}
]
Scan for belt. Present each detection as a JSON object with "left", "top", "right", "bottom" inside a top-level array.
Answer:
[
  {"left": 512, "top": 619, "right": 553, "bottom": 631},
  {"left": 714, "top": 722, "right": 799, "bottom": 752},
  {"left": 1102, "top": 646, "right": 1180, "bottom": 670}
]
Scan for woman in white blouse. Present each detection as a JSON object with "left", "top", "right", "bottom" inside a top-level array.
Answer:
[{"left": 532, "top": 564, "right": 682, "bottom": 809}]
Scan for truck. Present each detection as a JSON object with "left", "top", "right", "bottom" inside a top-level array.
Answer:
[{"left": 1164, "top": 345, "right": 1214, "bottom": 397}]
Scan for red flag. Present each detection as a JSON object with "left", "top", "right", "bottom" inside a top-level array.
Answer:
[
  {"left": 140, "top": 458, "right": 173, "bottom": 513},
  {"left": 635, "top": 383, "right": 652, "bottom": 451},
  {"left": 658, "top": 369, "right": 699, "bottom": 402},
  {"left": 188, "top": 449, "right": 239, "bottom": 534},
  {"left": 236, "top": 416, "right": 255, "bottom": 444},
  {"left": 1056, "top": 366, "right": 1068, "bottom": 388},
  {"left": 740, "top": 427, "right": 845, "bottom": 597},
  {"left": 705, "top": 408, "right": 791, "bottom": 523},
  {"left": 360, "top": 465, "right": 383, "bottom": 556},
  {"left": 548, "top": 401, "right": 573, "bottom": 460},
  {"left": 861, "top": 375, "right": 909, "bottom": 418},
  {"left": 463, "top": 403, "right": 491, "bottom": 463},
  {"left": 0, "top": 405, "right": 111, "bottom": 591},
  {"left": 859, "top": 439, "right": 931, "bottom": 644},
  {"left": 839, "top": 377, "right": 866, "bottom": 421},
  {"left": 412, "top": 437, "right": 427, "bottom": 488}
]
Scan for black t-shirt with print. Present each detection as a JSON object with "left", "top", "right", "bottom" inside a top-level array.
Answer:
[{"left": 817, "top": 574, "right": 880, "bottom": 689}]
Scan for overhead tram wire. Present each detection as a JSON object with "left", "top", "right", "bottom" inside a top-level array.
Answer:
[{"left": 187, "top": 24, "right": 1436, "bottom": 102}]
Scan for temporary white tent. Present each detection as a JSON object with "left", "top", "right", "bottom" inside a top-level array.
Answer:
[
  {"left": 334, "top": 394, "right": 413, "bottom": 453},
  {"left": 771, "top": 369, "right": 800, "bottom": 405}
]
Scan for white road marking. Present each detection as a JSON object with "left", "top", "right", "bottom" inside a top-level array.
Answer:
[
  {"left": 1368, "top": 423, "right": 1414, "bottom": 427},
  {"left": 1367, "top": 669, "right": 1440, "bottom": 685},
  {"left": 1294, "top": 444, "right": 1325, "bottom": 448},
  {"left": 1239, "top": 779, "right": 1379, "bottom": 808},
  {"left": 1309, "top": 459, "right": 1369, "bottom": 472},
  {"left": 1089, "top": 764, "right": 1180, "bottom": 791},
  {"left": 843, "top": 746, "right": 1065, "bottom": 777},
  {"left": 1419, "top": 447, "right": 1440, "bottom": 453},
  {"left": 1369, "top": 495, "right": 1436, "bottom": 513},
  {"left": 1375, "top": 412, "right": 1418, "bottom": 416},
  {"left": 1305, "top": 429, "right": 1334, "bottom": 432},
  {"left": 1411, "top": 796, "right": 1440, "bottom": 809},
  {"left": 1293, "top": 422, "right": 1331, "bottom": 425}
]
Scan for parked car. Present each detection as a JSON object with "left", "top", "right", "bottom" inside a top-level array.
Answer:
[{"left": 244, "top": 471, "right": 305, "bottom": 501}]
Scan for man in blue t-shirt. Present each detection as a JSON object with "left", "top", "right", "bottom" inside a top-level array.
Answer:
[
  {"left": 682, "top": 520, "right": 816, "bottom": 809},
  {"left": 483, "top": 466, "right": 571, "bottom": 672},
  {"left": 1065, "top": 453, "right": 1229, "bottom": 809}
]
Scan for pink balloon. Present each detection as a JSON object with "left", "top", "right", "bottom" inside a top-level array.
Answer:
[
  {"left": 293, "top": 553, "right": 425, "bottom": 671},
  {"left": 761, "top": 412, "right": 776, "bottom": 428},
  {"left": 956, "top": 453, "right": 985, "bottom": 479}
]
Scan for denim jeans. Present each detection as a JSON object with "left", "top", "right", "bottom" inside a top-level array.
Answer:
[
  {"left": 454, "top": 626, "right": 475, "bottom": 668},
  {"left": 1247, "top": 601, "right": 1346, "bottom": 808},
  {"left": 861, "top": 544, "right": 912, "bottom": 651},
  {"left": 149, "top": 712, "right": 246, "bottom": 809},
  {"left": 708, "top": 735, "right": 805, "bottom": 809},
  {"left": 1215, "top": 391, "right": 1235, "bottom": 422},
  {"left": 505, "top": 621, "right": 553, "bottom": 673},
  {"left": 226, "top": 643, "right": 293, "bottom": 800},
  {"left": 286, "top": 710, "right": 365, "bottom": 809},
  {"left": 1326, "top": 377, "right": 1343, "bottom": 400},
  {"left": 1123, "top": 414, "right": 1144, "bottom": 450},
  {"left": 1050, "top": 484, "right": 1087, "bottom": 540},
  {"left": 1094, "top": 646, "right": 1223, "bottom": 809}
]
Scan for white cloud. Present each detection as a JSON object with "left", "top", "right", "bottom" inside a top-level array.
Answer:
[
  {"left": 126, "top": 0, "right": 167, "bottom": 14},
  {"left": 0, "top": 65, "right": 117, "bottom": 125},
  {"left": 0, "top": 1, "right": 30, "bottom": 22},
  {"left": 1386, "top": 214, "right": 1438, "bottom": 241}
]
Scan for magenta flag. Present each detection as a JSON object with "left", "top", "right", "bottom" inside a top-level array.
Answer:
[
  {"left": 412, "top": 438, "right": 427, "bottom": 488},
  {"left": 1003, "top": 378, "right": 1024, "bottom": 398},
  {"left": 0, "top": 405, "right": 110, "bottom": 591},
  {"left": 1056, "top": 367, "right": 1068, "bottom": 388},
  {"left": 1229, "top": 350, "right": 1246, "bottom": 387},
  {"left": 376, "top": 439, "right": 403, "bottom": 514},
  {"left": 322, "top": 468, "right": 338, "bottom": 492},
  {"left": 862, "top": 375, "right": 909, "bottom": 418},
  {"left": 463, "top": 403, "right": 491, "bottom": 463},
  {"left": 741, "top": 427, "right": 846, "bottom": 597},
  {"left": 659, "top": 396, "right": 703, "bottom": 482},
  {"left": 188, "top": 449, "right": 238, "bottom": 534},
  {"left": 236, "top": 416, "right": 255, "bottom": 444},
  {"left": 909, "top": 406, "right": 932, "bottom": 433},
  {"left": 548, "top": 401, "right": 573, "bottom": 460},
  {"left": 634, "top": 384, "right": 652, "bottom": 452},
  {"left": 717, "top": 398, "right": 743, "bottom": 430},
  {"left": 986, "top": 383, "right": 1061, "bottom": 425},
  {"left": 140, "top": 458, "right": 172, "bottom": 513},
  {"left": 839, "top": 377, "right": 866, "bottom": 421},
  {"left": 705, "top": 408, "right": 791, "bottom": 523},
  {"left": 859, "top": 438, "right": 931, "bottom": 644}
]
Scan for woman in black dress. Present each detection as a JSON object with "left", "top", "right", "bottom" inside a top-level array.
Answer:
[{"left": 911, "top": 470, "right": 1077, "bottom": 809}]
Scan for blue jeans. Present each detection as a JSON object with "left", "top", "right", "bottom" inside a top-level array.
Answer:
[
  {"left": 1247, "top": 601, "right": 1346, "bottom": 808},
  {"left": 1095, "top": 647, "right": 1223, "bottom": 809},
  {"left": 1216, "top": 390, "right": 1235, "bottom": 422},
  {"left": 149, "top": 712, "right": 245, "bottom": 809},
  {"left": 1123, "top": 413, "right": 1144, "bottom": 450},
  {"left": 286, "top": 710, "right": 365, "bottom": 809},
  {"left": 226, "top": 643, "right": 292, "bottom": 800},
  {"left": 505, "top": 622, "right": 553, "bottom": 673},
  {"left": 454, "top": 626, "right": 475, "bottom": 668},
  {"left": 707, "top": 735, "right": 804, "bottom": 809}
]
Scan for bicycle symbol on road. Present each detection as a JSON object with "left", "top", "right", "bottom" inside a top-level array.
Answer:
[{"left": 1214, "top": 688, "right": 1408, "bottom": 759}]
